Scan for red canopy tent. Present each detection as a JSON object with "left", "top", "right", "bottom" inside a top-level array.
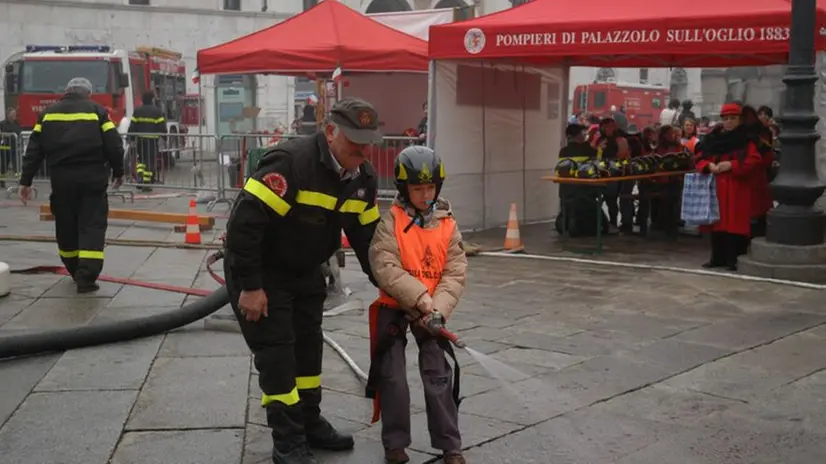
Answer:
[
  {"left": 428, "top": 0, "right": 826, "bottom": 67},
  {"left": 197, "top": 0, "right": 429, "bottom": 75}
]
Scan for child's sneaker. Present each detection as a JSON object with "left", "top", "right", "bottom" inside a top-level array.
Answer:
[
  {"left": 443, "top": 450, "right": 467, "bottom": 464},
  {"left": 384, "top": 448, "right": 409, "bottom": 464}
]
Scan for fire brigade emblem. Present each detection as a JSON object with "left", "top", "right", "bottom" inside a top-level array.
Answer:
[
  {"left": 418, "top": 162, "right": 433, "bottom": 183},
  {"left": 464, "top": 28, "right": 486, "bottom": 55},
  {"left": 358, "top": 110, "right": 374, "bottom": 127},
  {"left": 261, "top": 172, "right": 288, "bottom": 197},
  {"left": 356, "top": 188, "right": 366, "bottom": 198},
  {"left": 422, "top": 245, "right": 435, "bottom": 269}
]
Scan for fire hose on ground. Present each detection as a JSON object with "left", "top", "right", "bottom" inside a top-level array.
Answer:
[{"left": 0, "top": 247, "right": 467, "bottom": 390}]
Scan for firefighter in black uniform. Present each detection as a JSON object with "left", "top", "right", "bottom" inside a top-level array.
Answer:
[
  {"left": 224, "top": 98, "right": 383, "bottom": 464},
  {"left": 18, "top": 78, "right": 124, "bottom": 293},
  {"left": 127, "top": 91, "right": 167, "bottom": 189}
]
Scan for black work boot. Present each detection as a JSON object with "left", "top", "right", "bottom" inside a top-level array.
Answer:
[
  {"left": 74, "top": 276, "right": 100, "bottom": 294},
  {"left": 301, "top": 387, "right": 355, "bottom": 451},
  {"left": 268, "top": 403, "right": 318, "bottom": 464},
  {"left": 272, "top": 443, "right": 317, "bottom": 464}
]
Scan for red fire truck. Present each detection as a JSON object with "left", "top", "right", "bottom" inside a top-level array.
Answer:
[
  {"left": 3, "top": 44, "right": 188, "bottom": 131},
  {"left": 572, "top": 81, "right": 670, "bottom": 129}
]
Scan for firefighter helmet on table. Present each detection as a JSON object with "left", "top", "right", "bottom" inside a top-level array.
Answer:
[
  {"left": 596, "top": 159, "right": 623, "bottom": 177},
  {"left": 554, "top": 158, "right": 579, "bottom": 177},
  {"left": 629, "top": 158, "right": 648, "bottom": 176},
  {"left": 575, "top": 161, "right": 600, "bottom": 179},
  {"left": 394, "top": 145, "right": 446, "bottom": 202},
  {"left": 675, "top": 151, "right": 694, "bottom": 170},
  {"left": 659, "top": 153, "right": 681, "bottom": 171}
]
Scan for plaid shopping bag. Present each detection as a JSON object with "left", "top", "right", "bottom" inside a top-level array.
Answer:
[{"left": 680, "top": 172, "right": 720, "bottom": 226}]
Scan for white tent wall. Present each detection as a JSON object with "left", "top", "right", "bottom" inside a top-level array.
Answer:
[
  {"left": 343, "top": 73, "right": 428, "bottom": 135},
  {"left": 431, "top": 60, "right": 566, "bottom": 231},
  {"left": 367, "top": 8, "right": 456, "bottom": 41}
]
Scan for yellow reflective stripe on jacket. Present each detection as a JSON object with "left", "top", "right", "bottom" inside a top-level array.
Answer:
[
  {"left": 42, "top": 112, "right": 100, "bottom": 122},
  {"left": 295, "top": 190, "right": 373, "bottom": 216},
  {"left": 261, "top": 387, "right": 300, "bottom": 407},
  {"left": 296, "top": 190, "right": 339, "bottom": 210},
  {"left": 295, "top": 376, "right": 321, "bottom": 390},
  {"left": 359, "top": 205, "right": 380, "bottom": 225},
  {"left": 132, "top": 116, "right": 166, "bottom": 124},
  {"left": 33, "top": 124, "right": 42, "bottom": 133},
  {"left": 58, "top": 250, "right": 103, "bottom": 259},
  {"left": 101, "top": 121, "right": 116, "bottom": 132},
  {"left": 244, "top": 178, "right": 291, "bottom": 216},
  {"left": 0, "top": 145, "right": 10, "bottom": 150},
  {"left": 137, "top": 135, "right": 160, "bottom": 139}
]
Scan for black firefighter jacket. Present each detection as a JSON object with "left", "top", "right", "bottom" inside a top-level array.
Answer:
[
  {"left": 224, "top": 132, "right": 380, "bottom": 291},
  {"left": 20, "top": 93, "right": 124, "bottom": 186}
]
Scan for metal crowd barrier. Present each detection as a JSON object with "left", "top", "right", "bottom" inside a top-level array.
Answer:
[{"left": 1, "top": 129, "right": 417, "bottom": 205}]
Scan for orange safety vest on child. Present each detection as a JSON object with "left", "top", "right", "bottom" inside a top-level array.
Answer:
[
  {"left": 366, "top": 204, "right": 456, "bottom": 423},
  {"left": 373, "top": 206, "right": 455, "bottom": 307}
]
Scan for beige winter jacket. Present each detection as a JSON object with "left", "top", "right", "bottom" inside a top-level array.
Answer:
[{"left": 368, "top": 197, "right": 467, "bottom": 319}]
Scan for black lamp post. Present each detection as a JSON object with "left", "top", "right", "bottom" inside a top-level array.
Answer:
[{"left": 766, "top": 0, "right": 826, "bottom": 246}]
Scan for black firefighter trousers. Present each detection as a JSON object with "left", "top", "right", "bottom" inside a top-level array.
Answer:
[
  {"left": 50, "top": 165, "right": 109, "bottom": 283},
  {"left": 226, "top": 266, "right": 327, "bottom": 451}
]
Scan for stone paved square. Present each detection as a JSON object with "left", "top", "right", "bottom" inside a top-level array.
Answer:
[{"left": 2, "top": 195, "right": 826, "bottom": 463}]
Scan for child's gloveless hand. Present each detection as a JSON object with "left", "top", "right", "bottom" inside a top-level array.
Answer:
[{"left": 416, "top": 293, "right": 433, "bottom": 315}]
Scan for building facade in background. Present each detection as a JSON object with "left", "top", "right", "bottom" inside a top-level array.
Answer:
[{"left": 2, "top": 0, "right": 712, "bottom": 136}]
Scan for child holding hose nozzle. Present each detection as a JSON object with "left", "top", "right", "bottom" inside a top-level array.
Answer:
[{"left": 366, "top": 146, "right": 468, "bottom": 464}]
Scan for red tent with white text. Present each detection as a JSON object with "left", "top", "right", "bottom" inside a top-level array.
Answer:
[
  {"left": 197, "top": 0, "right": 429, "bottom": 75},
  {"left": 424, "top": 0, "right": 826, "bottom": 231},
  {"left": 196, "top": 1, "right": 431, "bottom": 191},
  {"left": 429, "top": 0, "right": 826, "bottom": 67}
]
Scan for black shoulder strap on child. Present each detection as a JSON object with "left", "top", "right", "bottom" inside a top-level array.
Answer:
[{"left": 436, "top": 337, "right": 463, "bottom": 408}]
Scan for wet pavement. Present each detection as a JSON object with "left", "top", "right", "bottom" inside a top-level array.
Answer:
[{"left": 2, "top": 188, "right": 826, "bottom": 463}]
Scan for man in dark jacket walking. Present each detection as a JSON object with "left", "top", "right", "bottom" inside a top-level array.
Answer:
[
  {"left": 128, "top": 91, "right": 167, "bottom": 188},
  {"left": 19, "top": 78, "right": 124, "bottom": 293}
]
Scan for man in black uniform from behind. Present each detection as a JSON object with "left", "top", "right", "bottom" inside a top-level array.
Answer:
[
  {"left": 128, "top": 91, "right": 167, "bottom": 189},
  {"left": 224, "top": 98, "right": 383, "bottom": 464},
  {"left": 18, "top": 77, "right": 124, "bottom": 293}
]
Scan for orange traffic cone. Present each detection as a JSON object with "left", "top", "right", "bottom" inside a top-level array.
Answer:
[
  {"left": 503, "top": 203, "right": 524, "bottom": 253},
  {"left": 341, "top": 230, "right": 350, "bottom": 249},
  {"left": 185, "top": 199, "right": 201, "bottom": 245}
]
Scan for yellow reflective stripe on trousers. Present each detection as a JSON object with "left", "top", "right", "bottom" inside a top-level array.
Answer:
[
  {"left": 296, "top": 375, "right": 321, "bottom": 390},
  {"left": 244, "top": 178, "right": 291, "bottom": 216},
  {"left": 61, "top": 250, "right": 104, "bottom": 259},
  {"left": 33, "top": 124, "right": 42, "bottom": 133},
  {"left": 42, "top": 113, "right": 100, "bottom": 122},
  {"left": 101, "top": 121, "right": 116, "bottom": 132},
  {"left": 261, "top": 387, "right": 300, "bottom": 407},
  {"left": 79, "top": 250, "right": 104, "bottom": 260},
  {"left": 59, "top": 249, "right": 79, "bottom": 258},
  {"left": 358, "top": 205, "right": 380, "bottom": 225},
  {"left": 295, "top": 190, "right": 371, "bottom": 215}
]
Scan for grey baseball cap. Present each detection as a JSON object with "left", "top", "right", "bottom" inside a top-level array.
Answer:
[
  {"left": 329, "top": 98, "right": 382, "bottom": 144},
  {"left": 66, "top": 77, "right": 93, "bottom": 94}
]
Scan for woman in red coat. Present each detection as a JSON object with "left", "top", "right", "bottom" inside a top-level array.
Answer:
[{"left": 695, "top": 103, "right": 763, "bottom": 271}]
